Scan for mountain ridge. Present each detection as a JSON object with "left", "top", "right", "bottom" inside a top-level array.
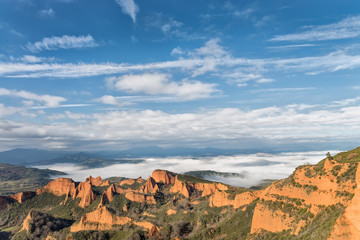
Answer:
[{"left": 1, "top": 147, "right": 360, "bottom": 239}]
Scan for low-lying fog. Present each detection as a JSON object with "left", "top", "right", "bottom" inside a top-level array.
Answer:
[{"left": 34, "top": 151, "right": 337, "bottom": 188}]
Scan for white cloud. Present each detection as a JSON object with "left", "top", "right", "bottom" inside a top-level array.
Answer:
[
  {"left": 0, "top": 88, "right": 66, "bottom": 107},
  {"left": 106, "top": 73, "right": 219, "bottom": 100},
  {"left": 2, "top": 98, "right": 360, "bottom": 151},
  {"left": 36, "top": 151, "right": 329, "bottom": 187},
  {"left": 115, "top": 0, "right": 139, "bottom": 23},
  {"left": 96, "top": 95, "right": 133, "bottom": 106},
  {"left": 270, "top": 15, "right": 360, "bottom": 42},
  {"left": 40, "top": 8, "right": 55, "bottom": 17},
  {"left": 171, "top": 47, "right": 184, "bottom": 56},
  {"left": 26, "top": 35, "right": 99, "bottom": 52}
]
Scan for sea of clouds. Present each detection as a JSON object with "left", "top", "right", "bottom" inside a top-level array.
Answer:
[{"left": 34, "top": 150, "right": 338, "bottom": 188}]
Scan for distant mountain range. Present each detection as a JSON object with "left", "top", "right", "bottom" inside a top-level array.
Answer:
[{"left": 0, "top": 147, "right": 279, "bottom": 167}]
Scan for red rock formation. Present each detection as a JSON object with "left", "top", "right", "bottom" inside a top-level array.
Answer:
[
  {"left": 70, "top": 206, "right": 131, "bottom": 232},
  {"left": 167, "top": 209, "right": 176, "bottom": 215},
  {"left": 251, "top": 203, "right": 292, "bottom": 234},
  {"left": 100, "top": 180, "right": 110, "bottom": 186},
  {"left": 148, "top": 225, "right": 159, "bottom": 237},
  {"left": 36, "top": 178, "right": 76, "bottom": 197},
  {"left": 209, "top": 189, "right": 258, "bottom": 208},
  {"left": 152, "top": 169, "right": 176, "bottom": 185},
  {"left": 75, "top": 181, "right": 96, "bottom": 208},
  {"left": 140, "top": 177, "right": 159, "bottom": 194},
  {"left": 21, "top": 210, "right": 33, "bottom": 233},
  {"left": 85, "top": 176, "right": 103, "bottom": 186},
  {"left": 193, "top": 182, "right": 228, "bottom": 197},
  {"left": 329, "top": 164, "right": 360, "bottom": 239},
  {"left": 9, "top": 191, "right": 36, "bottom": 203},
  {"left": 249, "top": 160, "right": 358, "bottom": 235},
  {"left": 98, "top": 184, "right": 118, "bottom": 208},
  {"left": 169, "top": 176, "right": 190, "bottom": 199},
  {"left": 133, "top": 220, "right": 158, "bottom": 231},
  {"left": 125, "top": 192, "right": 156, "bottom": 204}
]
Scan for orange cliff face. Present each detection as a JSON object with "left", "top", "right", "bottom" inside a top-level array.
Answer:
[
  {"left": 125, "top": 192, "right": 156, "bottom": 204},
  {"left": 209, "top": 189, "right": 259, "bottom": 209},
  {"left": 36, "top": 178, "right": 76, "bottom": 197},
  {"left": 169, "top": 175, "right": 191, "bottom": 199},
  {"left": 75, "top": 181, "right": 96, "bottom": 208},
  {"left": 70, "top": 206, "right": 131, "bottom": 232},
  {"left": 329, "top": 162, "right": 360, "bottom": 239},
  {"left": 152, "top": 169, "right": 176, "bottom": 185},
  {"left": 140, "top": 176, "right": 159, "bottom": 194},
  {"left": 36, "top": 176, "right": 114, "bottom": 208},
  {"left": 248, "top": 159, "right": 360, "bottom": 235},
  {"left": 85, "top": 175, "right": 109, "bottom": 187}
]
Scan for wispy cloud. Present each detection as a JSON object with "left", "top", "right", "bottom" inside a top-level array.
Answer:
[
  {"left": 106, "top": 73, "right": 219, "bottom": 101},
  {"left": 0, "top": 88, "right": 66, "bottom": 107},
  {"left": 96, "top": 95, "right": 133, "bottom": 106},
  {"left": 1, "top": 40, "right": 360, "bottom": 84},
  {"left": 26, "top": 35, "right": 99, "bottom": 52},
  {"left": 115, "top": 0, "right": 139, "bottom": 23},
  {"left": 40, "top": 8, "right": 55, "bottom": 17},
  {"left": 252, "top": 87, "right": 316, "bottom": 93},
  {"left": 145, "top": 13, "right": 202, "bottom": 40},
  {"left": 270, "top": 15, "right": 360, "bottom": 42},
  {"left": 267, "top": 44, "right": 316, "bottom": 50}
]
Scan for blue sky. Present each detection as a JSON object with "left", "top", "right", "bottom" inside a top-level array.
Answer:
[{"left": 0, "top": 0, "right": 360, "bottom": 151}]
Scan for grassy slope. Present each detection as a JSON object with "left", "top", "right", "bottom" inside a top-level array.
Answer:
[{"left": 0, "top": 164, "right": 65, "bottom": 195}]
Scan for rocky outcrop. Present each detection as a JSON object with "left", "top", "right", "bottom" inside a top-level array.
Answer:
[
  {"left": 21, "top": 210, "right": 33, "bottom": 233},
  {"left": 9, "top": 191, "right": 36, "bottom": 204},
  {"left": 249, "top": 159, "right": 359, "bottom": 235},
  {"left": 169, "top": 176, "right": 190, "bottom": 199},
  {"left": 98, "top": 184, "right": 117, "bottom": 207},
  {"left": 167, "top": 209, "right": 176, "bottom": 215},
  {"left": 70, "top": 206, "right": 131, "bottom": 232},
  {"left": 125, "top": 192, "right": 156, "bottom": 204},
  {"left": 133, "top": 220, "right": 158, "bottom": 231},
  {"left": 148, "top": 225, "right": 159, "bottom": 237},
  {"left": 140, "top": 177, "right": 159, "bottom": 194},
  {"left": 329, "top": 164, "right": 360, "bottom": 239},
  {"left": 85, "top": 176, "right": 103, "bottom": 187},
  {"left": 209, "top": 190, "right": 258, "bottom": 208},
  {"left": 193, "top": 182, "right": 228, "bottom": 197},
  {"left": 75, "top": 181, "right": 96, "bottom": 208},
  {"left": 251, "top": 202, "right": 292, "bottom": 234},
  {"left": 36, "top": 178, "right": 76, "bottom": 197},
  {"left": 152, "top": 170, "right": 176, "bottom": 185}
]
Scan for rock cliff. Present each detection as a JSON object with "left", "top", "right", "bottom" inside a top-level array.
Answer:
[{"left": 70, "top": 206, "right": 131, "bottom": 232}]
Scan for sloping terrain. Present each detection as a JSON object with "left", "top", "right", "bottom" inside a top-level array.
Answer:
[
  {"left": 1, "top": 147, "right": 360, "bottom": 239},
  {"left": 0, "top": 164, "right": 65, "bottom": 195}
]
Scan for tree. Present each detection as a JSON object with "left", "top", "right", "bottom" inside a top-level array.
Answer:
[{"left": 326, "top": 152, "right": 333, "bottom": 160}]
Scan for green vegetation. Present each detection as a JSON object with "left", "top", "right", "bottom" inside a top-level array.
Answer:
[
  {"left": 177, "top": 174, "right": 213, "bottom": 184},
  {"left": 225, "top": 187, "right": 251, "bottom": 200},
  {"left": 337, "top": 163, "right": 358, "bottom": 183},
  {"left": 0, "top": 163, "right": 65, "bottom": 195},
  {"left": 334, "top": 147, "right": 360, "bottom": 163}
]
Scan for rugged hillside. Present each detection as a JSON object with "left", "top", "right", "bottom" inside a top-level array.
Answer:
[
  {"left": 0, "top": 164, "right": 65, "bottom": 195},
  {"left": 1, "top": 147, "right": 360, "bottom": 239}
]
